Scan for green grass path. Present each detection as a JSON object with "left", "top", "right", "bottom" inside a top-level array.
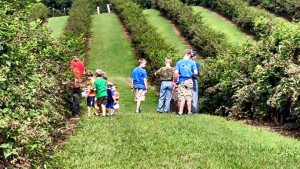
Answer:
[
  {"left": 54, "top": 14, "right": 300, "bottom": 168},
  {"left": 193, "top": 6, "right": 255, "bottom": 45},
  {"left": 46, "top": 16, "right": 68, "bottom": 38},
  {"left": 143, "top": 9, "right": 190, "bottom": 57}
]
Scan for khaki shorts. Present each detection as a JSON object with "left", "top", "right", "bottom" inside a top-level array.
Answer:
[
  {"left": 135, "top": 89, "right": 146, "bottom": 101},
  {"left": 178, "top": 79, "right": 193, "bottom": 101}
]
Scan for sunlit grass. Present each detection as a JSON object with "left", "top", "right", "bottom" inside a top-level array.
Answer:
[
  {"left": 53, "top": 13, "right": 300, "bottom": 169},
  {"left": 46, "top": 16, "right": 68, "bottom": 38},
  {"left": 193, "top": 6, "right": 255, "bottom": 45},
  {"left": 143, "top": 9, "right": 190, "bottom": 57}
]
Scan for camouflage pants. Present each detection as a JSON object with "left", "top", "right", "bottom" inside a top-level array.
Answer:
[{"left": 178, "top": 79, "right": 193, "bottom": 101}]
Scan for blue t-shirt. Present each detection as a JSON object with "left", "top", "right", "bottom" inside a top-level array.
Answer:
[
  {"left": 192, "top": 61, "right": 201, "bottom": 80},
  {"left": 132, "top": 66, "right": 148, "bottom": 89},
  {"left": 107, "top": 88, "right": 114, "bottom": 103},
  {"left": 175, "top": 59, "right": 197, "bottom": 84}
]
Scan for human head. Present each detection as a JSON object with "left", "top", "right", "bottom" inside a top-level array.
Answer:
[
  {"left": 183, "top": 49, "right": 192, "bottom": 59},
  {"left": 138, "top": 58, "right": 147, "bottom": 68},
  {"left": 73, "top": 56, "right": 80, "bottom": 62},
  {"left": 165, "top": 57, "right": 172, "bottom": 65},
  {"left": 86, "top": 70, "right": 94, "bottom": 78},
  {"left": 95, "top": 69, "right": 103, "bottom": 77},
  {"left": 107, "top": 81, "right": 113, "bottom": 88},
  {"left": 190, "top": 50, "right": 197, "bottom": 60}
]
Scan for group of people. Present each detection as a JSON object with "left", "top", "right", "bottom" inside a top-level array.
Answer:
[
  {"left": 68, "top": 49, "right": 200, "bottom": 117},
  {"left": 131, "top": 49, "right": 201, "bottom": 115},
  {"left": 69, "top": 57, "right": 120, "bottom": 118}
]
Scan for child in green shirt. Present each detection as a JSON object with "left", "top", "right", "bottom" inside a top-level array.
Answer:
[{"left": 93, "top": 69, "right": 108, "bottom": 116}]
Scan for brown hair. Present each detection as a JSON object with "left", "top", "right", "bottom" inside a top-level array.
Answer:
[
  {"left": 165, "top": 57, "right": 172, "bottom": 64},
  {"left": 86, "top": 70, "right": 93, "bottom": 77},
  {"left": 95, "top": 69, "right": 103, "bottom": 77},
  {"left": 138, "top": 58, "right": 146, "bottom": 64}
]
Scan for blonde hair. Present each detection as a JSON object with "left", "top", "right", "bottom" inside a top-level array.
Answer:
[{"left": 183, "top": 49, "right": 192, "bottom": 56}]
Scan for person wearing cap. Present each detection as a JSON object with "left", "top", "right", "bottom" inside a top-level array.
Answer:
[
  {"left": 155, "top": 57, "right": 174, "bottom": 113},
  {"left": 93, "top": 69, "right": 108, "bottom": 116},
  {"left": 131, "top": 58, "right": 148, "bottom": 113},
  {"left": 190, "top": 51, "right": 201, "bottom": 114},
  {"left": 174, "top": 49, "right": 198, "bottom": 115}
]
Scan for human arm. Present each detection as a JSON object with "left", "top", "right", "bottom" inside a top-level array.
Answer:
[
  {"left": 131, "top": 78, "right": 134, "bottom": 91},
  {"left": 144, "top": 78, "right": 148, "bottom": 93},
  {"left": 144, "top": 69, "right": 148, "bottom": 93},
  {"left": 154, "top": 68, "right": 162, "bottom": 76},
  {"left": 173, "top": 70, "right": 179, "bottom": 86},
  {"left": 192, "top": 62, "right": 198, "bottom": 75},
  {"left": 198, "top": 62, "right": 201, "bottom": 75}
]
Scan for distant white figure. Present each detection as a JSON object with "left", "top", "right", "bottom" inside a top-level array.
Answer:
[
  {"left": 97, "top": 6, "right": 100, "bottom": 14},
  {"left": 107, "top": 4, "right": 111, "bottom": 13}
]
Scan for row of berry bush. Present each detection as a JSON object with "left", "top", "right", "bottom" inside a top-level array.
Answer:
[
  {"left": 245, "top": 0, "right": 300, "bottom": 22},
  {"left": 109, "top": 0, "right": 177, "bottom": 82},
  {"left": 0, "top": 0, "right": 92, "bottom": 168},
  {"left": 175, "top": 0, "right": 300, "bottom": 129},
  {"left": 180, "top": 0, "right": 299, "bottom": 41},
  {"left": 153, "top": 0, "right": 231, "bottom": 58},
  {"left": 198, "top": 24, "right": 300, "bottom": 129}
]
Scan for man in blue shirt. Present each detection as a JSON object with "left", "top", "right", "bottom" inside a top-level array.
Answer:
[
  {"left": 190, "top": 51, "right": 201, "bottom": 114},
  {"left": 174, "top": 49, "right": 198, "bottom": 115},
  {"left": 131, "top": 58, "right": 148, "bottom": 113}
]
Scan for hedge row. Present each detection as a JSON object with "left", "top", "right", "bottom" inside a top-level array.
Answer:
[
  {"left": 181, "top": 1, "right": 300, "bottom": 128},
  {"left": 154, "top": 0, "right": 230, "bottom": 58},
  {"left": 0, "top": 3, "right": 69, "bottom": 168},
  {"left": 180, "top": 0, "right": 298, "bottom": 40},
  {"left": 110, "top": 0, "right": 177, "bottom": 82},
  {"left": 246, "top": 0, "right": 300, "bottom": 22},
  {"left": 65, "top": 0, "right": 93, "bottom": 36},
  {"left": 0, "top": 0, "right": 92, "bottom": 167},
  {"left": 199, "top": 22, "right": 300, "bottom": 129}
]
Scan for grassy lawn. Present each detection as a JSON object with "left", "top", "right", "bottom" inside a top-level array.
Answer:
[
  {"left": 53, "top": 13, "right": 300, "bottom": 168},
  {"left": 192, "top": 6, "right": 255, "bottom": 45},
  {"left": 143, "top": 9, "right": 190, "bottom": 57},
  {"left": 46, "top": 16, "right": 68, "bottom": 38}
]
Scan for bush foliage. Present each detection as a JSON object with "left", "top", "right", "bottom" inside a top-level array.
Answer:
[
  {"left": 0, "top": 3, "right": 69, "bottom": 168},
  {"left": 246, "top": 0, "right": 300, "bottom": 22},
  {"left": 171, "top": 0, "right": 300, "bottom": 128},
  {"left": 27, "top": 3, "right": 49, "bottom": 22},
  {"left": 0, "top": 0, "right": 92, "bottom": 167},
  {"left": 180, "top": 1, "right": 300, "bottom": 128},
  {"left": 65, "top": 0, "right": 93, "bottom": 36},
  {"left": 180, "top": 0, "right": 298, "bottom": 40}
]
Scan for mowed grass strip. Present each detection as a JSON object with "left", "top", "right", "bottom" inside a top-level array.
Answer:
[
  {"left": 46, "top": 16, "right": 68, "bottom": 38},
  {"left": 193, "top": 6, "right": 255, "bottom": 45},
  {"left": 143, "top": 9, "right": 190, "bottom": 57},
  {"left": 54, "top": 13, "right": 300, "bottom": 169}
]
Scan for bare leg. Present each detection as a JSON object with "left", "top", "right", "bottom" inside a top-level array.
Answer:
[
  {"left": 136, "top": 100, "right": 141, "bottom": 113},
  {"left": 178, "top": 99, "right": 185, "bottom": 115},
  {"left": 187, "top": 100, "right": 192, "bottom": 114},
  {"left": 87, "top": 106, "right": 91, "bottom": 117},
  {"left": 101, "top": 104, "right": 106, "bottom": 116}
]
